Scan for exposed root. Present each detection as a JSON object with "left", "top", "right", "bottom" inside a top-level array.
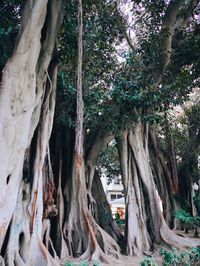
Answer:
[
  {"left": 62, "top": 208, "right": 121, "bottom": 265},
  {"left": 42, "top": 219, "right": 58, "bottom": 260},
  {"left": 28, "top": 235, "right": 60, "bottom": 266},
  {"left": 14, "top": 250, "right": 26, "bottom": 266},
  {"left": 160, "top": 220, "right": 200, "bottom": 248},
  {"left": 0, "top": 256, "right": 5, "bottom": 266}
]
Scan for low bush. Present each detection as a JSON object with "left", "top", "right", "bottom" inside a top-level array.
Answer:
[
  {"left": 140, "top": 256, "right": 158, "bottom": 266},
  {"left": 160, "top": 247, "right": 200, "bottom": 265}
]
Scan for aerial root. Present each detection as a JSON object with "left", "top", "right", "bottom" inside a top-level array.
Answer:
[
  {"left": 0, "top": 256, "right": 5, "bottom": 266},
  {"left": 78, "top": 212, "right": 121, "bottom": 264},
  {"left": 62, "top": 210, "right": 121, "bottom": 265},
  {"left": 42, "top": 219, "right": 59, "bottom": 259},
  {"left": 14, "top": 250, "right": 26, "bottom": 266}
]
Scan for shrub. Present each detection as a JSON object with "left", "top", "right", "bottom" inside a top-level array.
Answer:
[
  {"left": 174, "top": 209, "right": 200, "bottom": 235},
  {"left": 160, "top": 247, "right": 200, "bottom": 265},
  {"left": 160, "top": 248, "right": 180, "bottom": 266},
  {"left": 140, "top": 256, "right": 158, "bottom": 266}
]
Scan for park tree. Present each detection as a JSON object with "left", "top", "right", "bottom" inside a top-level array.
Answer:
[
  {"left": 0, "top": 0, "right": 200, "bottom": 265},
  {"left": 0, "top": 0, "right": 63, "bottom": 265},
  {"left": 166, "top": 98, "right": 200, "bottom": 215},
  {"left": 114, "top": 0, "right": 200, "bottom": 255}
]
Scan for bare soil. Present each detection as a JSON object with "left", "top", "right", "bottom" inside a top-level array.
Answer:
[{"left": 63, "top": 230, "right": 200, "bottom": 266}]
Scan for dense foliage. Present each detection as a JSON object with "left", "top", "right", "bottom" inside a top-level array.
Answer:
[{"left": 0, "top": 0, "right": 26, "bottom": 75}]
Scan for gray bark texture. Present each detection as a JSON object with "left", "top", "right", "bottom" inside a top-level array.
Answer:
[
  {"left": 0, "top": 0, "right": 62, "bottom": 265},
  {"left": 117, "top": 122, "right": 200, "bottom": 256}
]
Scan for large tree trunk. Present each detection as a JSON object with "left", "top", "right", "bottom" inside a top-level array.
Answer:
[
  {"left": 149, "top": 128, "right": 175, "bottom": 227},
  {"left": 178, "top": 122, "right": 200, "bottom": 215},
  {"left": 49, "top": 125, "right": 75, "bottom": 259},
  {"left": 0, "top": 0, "right": 62, "bottom": 264},
  {"left": 50, "top": 126, "right": 121, "bottom": 263},
  {"left": 59, "top": 2, "right": 120, "bottom": 263},
  {"left": 117, "top": 122, "right": 200, "bottom": 256}
]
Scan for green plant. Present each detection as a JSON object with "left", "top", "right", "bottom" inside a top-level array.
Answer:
[
  {"left": 81, "top": 262, "right": 88, "bottom": 266},
  {"left": 160, "top": 248, "right": 180, "bottom": 266},
  {"left": 189, "top": 247, "right": 200, "bottom": 263},
  {"left": 174, "top": 209, "right": 200, "bottom": 235},
  {"left": 160, "top": 247, "right": 200, "bottom": 266},
  {"left": 64, "top": 262, "right": 77, "bottom": 266},
  {"left": 140, "top": 256, "right": 158, "bottom": 266},
  {"left": 174, "top": 210, "right": 195, "bottom": 226},
  {"left": 114, "top": 212, "right": 125, "bottom": 227}
]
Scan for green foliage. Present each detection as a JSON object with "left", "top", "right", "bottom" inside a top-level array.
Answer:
[
  {"left": 115, "top": 212, "right": 125, "bottom": 227},
  {"left": 56, "top": 0, "right": 125, "bottom": 131},
  {"left": 190, "top": 247, "right": 200, "bottom": 262},
  {"left": 55, "top": 0, "right": 200, "bottom": 138},
  {"left": 194, "top": 195, "right": 200, "bottom": 208},
  {"left": 55, "top": 71, "right": 76, "bottom": 128},
  {"left": 64, "top": 262, "right": 77, "bottom": 266},
  {"left": 173, "top": 195, "right": 191, "bottom": 213},
  {"left": 80, "top": 262, "right": 88, "bottom": 266},
  {"left": 160, "top": 247, "right": 200, "bottom": 266},
  {"left": 174, "top": 209, "right": 200, "bottom": 228},
  {"left": 0, "top": 0, "right": 26, "bottom": 74},
  {"left": 160, "top": 248, "right": 180, "bottom": 266},
  {"left": 97, "top": 140, "right": 121, "bottom": 182},
  {"left": 140, "top": 256, "right": 158, "bottom": 266}
]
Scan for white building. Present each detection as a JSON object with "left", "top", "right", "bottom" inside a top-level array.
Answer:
[{"left": 100, "top": 173, "right": 125, "bottom": 219}]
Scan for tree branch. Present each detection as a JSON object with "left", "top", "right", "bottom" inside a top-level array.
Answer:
[{"left": 155, "top": 0, "right": 199, "bottom": 86}]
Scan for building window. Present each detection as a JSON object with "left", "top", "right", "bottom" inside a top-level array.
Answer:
[
  {"left": 111, "top": 194, "right": 117, "bottom": 200},
  {"left": 117, "top": 194, "right": 123, "bottom": 199}
]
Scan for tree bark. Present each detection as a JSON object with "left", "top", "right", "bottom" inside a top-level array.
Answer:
[
  {"left": 117, "top": 122, "right": 200, "bottom": 256},
  {"left": 0, "top": 0, "right": 62, "bottom": 264},
  {"left": 178, "top": 119, "right": 200, "bottom": 215},
  {"left": 59, "top": 1, "right": 121, "bottom": 263},
  {"left": 149, "top": 128, "right": 175, "bottom": 227}
]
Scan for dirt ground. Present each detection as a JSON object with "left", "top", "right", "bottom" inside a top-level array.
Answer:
[
  {"left": 62, "top": 230, "right": 200, "bottom": 266},
  {"left": 101, "top": 254, "right": 163, "bottom": 266}
]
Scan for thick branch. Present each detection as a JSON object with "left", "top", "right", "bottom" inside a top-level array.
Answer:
[
  {"left": 155, "top": 0, "right": 199, "bottom": 85},
  {"left": 86, "top": 130, "right": 114, "bottom": 191},
  {"left": 86, "top": 130, "right": 114, "bottom": 168}
]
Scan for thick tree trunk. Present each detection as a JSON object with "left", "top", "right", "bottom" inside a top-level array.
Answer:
[
  {"left": 49, "top": 126, "right": 121, "bottom": 263},
  {"left": 117, "top": 122, "right": 200, "bottom": 256},
  {"left": 49, "top": 126, "right": 75, "bottom": 259},
  {"left": 178, "top": 124, "right": 200, "bottom": 215},
  {"left": 149, "top": 129, "right": 175, "bottom": 227},
  {"left": 59, "top": 2, "right": 121, "bottom": 263},
  {"left": 0, "top": 0, "right": 62, "bottom": 264}
]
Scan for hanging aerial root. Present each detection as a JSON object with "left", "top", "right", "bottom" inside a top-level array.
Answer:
[{"left": 42, "top": 219, "right": 59, "bottom": 260}]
